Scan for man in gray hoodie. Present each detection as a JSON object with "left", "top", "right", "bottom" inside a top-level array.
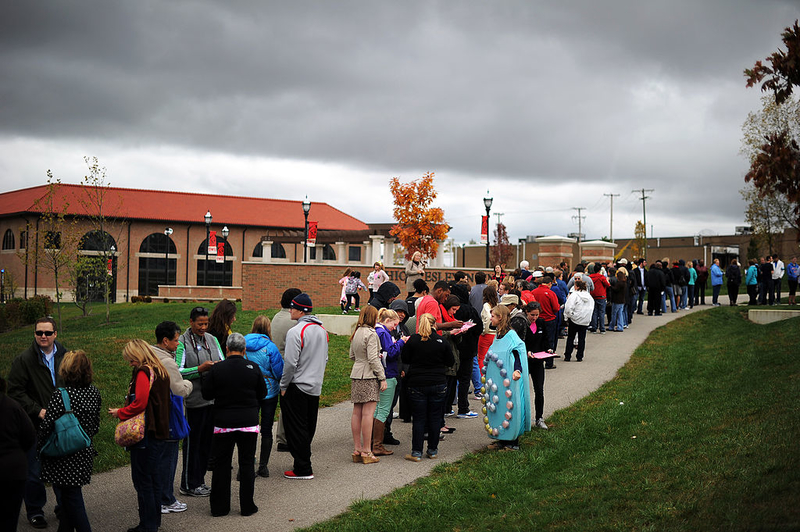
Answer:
[{"left": 280, "top": 294, "right": 328, "bottom": 480}]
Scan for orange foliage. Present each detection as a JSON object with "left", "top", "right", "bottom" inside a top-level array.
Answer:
[{"left": 389, "top": 172, "right": 450, "bottom": 260}]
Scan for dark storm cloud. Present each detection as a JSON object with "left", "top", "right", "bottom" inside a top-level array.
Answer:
[{"left": 0, "top": 0, "right": 798, "bottom": 238}]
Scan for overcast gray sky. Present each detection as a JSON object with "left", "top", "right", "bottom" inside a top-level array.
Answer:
[{"left": 1, "top": 1, "right": 798, "bottom": 245}]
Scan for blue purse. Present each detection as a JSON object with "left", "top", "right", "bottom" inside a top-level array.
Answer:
[
  {"left": 40, "top": 388, "right": 92, "bottom": 458},
  {"left": 168, "top": 393, "right": 190, "bottom": 440}
]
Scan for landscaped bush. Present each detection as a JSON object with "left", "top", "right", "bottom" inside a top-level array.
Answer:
[{"left": 0, "top": 295, "right": 53, "bottom": 332}]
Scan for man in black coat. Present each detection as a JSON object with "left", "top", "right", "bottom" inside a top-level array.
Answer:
[
  {"left": 7, "top": 317, "right": 67, "bottom": 529},
  {"left": 646, "top": 262, "right": 667, "bottom": 316},
  {"left": 449, "top": 282, "right": 482, "bottom": 418}
]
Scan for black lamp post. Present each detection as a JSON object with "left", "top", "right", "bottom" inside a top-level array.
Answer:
[
  {"left": 204, "top": 210, "right": 212, "bottom": 286},
  {"left": 302, "top": 196, "right": 311, "bottom": 263},
  {"left": 221, "top": 225, "right": 229, "bottom": 286},
  {"left": 483, "top": 191, "right": 493, "bottom": 268},
  {"left": 164, "top": 227, "right": 173, "bottom": 289}
]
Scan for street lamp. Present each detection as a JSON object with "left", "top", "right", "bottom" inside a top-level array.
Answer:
[
  {"left": 204, "top": 210, "right": 212, "bottom": 286},
  {"left": 483, "top": 191, "right": 493, "bottom": 269},
  {"left": 221, "top": 225, "right": 229, "bottom": 286},
  {"left": 302, "top": 196, "right": 311, "bottom": 263},
  {"left": 164, "top": 227, "right": 173, "bottom": 290}
]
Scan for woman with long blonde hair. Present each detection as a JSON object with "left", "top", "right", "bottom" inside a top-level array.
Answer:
[
  {"left": 400, "top": 313, "right": 454, "bottom": 462},
  {"left": 109, "top": 339, "right": 171, "bottom": 532},
  {"left": 349, "top": 306, "right": 386, "bottom": 464}
]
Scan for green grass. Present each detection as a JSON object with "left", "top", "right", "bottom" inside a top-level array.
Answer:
[
  {"left": 305, "top": 307, "right": 800, "bottom": 532},
  {"left": 0, "top": 301, "right": 352, "bottom": 472}
]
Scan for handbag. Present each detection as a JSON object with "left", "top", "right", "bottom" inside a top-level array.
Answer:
[
  {"left": 114, "top": 368, "right": 155, "bottom": 447},
  {"left": 40, "top": 388, "right": 91, "bottom": 458},
  {"left": 168, "top": 393, "right": 190, "bottom": 440}
]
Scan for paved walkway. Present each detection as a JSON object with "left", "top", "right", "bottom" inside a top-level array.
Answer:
[{"left": 21, "top": 307, "right": 698, "bottom": 531}]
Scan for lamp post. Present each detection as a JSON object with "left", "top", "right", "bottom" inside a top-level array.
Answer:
[
  {"left": 483, "top": 191, "right": 493, "bottom": 268},
  {"left": 302, "top": 196, "right": 311, "bottom": 263},
  {"left": 163, "top": 227, "right": 173, "bottom": 290},
  {"left": 221, "top": 225, "right": 229, "bottom": 286},
  {"left": 204, "top": 210, "right": 212, "bottom": 286}
]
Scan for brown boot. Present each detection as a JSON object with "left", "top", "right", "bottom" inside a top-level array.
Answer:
[{"left": 372, "top": 419, "right": 393, "bottom": 456}]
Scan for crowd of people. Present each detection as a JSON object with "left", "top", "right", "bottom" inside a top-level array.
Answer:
[{"left": 1, "top": 252, "right": 795, "bottom": 530}]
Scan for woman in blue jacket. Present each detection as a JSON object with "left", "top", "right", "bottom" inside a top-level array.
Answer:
[
  {"left": 245, "top": 316, "right": 284, "bottom": 478},
  {"left": 710, "top": 259, "right": 724, "bottom": 307},
  {"left": 746, "top": 259, "right": 759, "bottom": 305},
  {"left": 372, "top": 308, "right": 408, "bottom": 456}
]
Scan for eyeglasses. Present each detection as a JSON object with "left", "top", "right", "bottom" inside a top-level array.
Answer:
[{"left": 35, "top": 330, "right": 55, "bottom": 337}]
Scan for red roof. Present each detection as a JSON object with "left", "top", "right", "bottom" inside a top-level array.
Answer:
[{"left": 0, "top": 184, "right": 369, "bottom": 231}]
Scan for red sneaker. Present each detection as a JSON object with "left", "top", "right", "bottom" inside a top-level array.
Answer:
[{"left": 283, "top": 470, "right": 314, "bottom": 480}]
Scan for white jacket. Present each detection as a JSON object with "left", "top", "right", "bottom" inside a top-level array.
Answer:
[{"left": 564, "top": 290, "right": 594, "bottom": 327}]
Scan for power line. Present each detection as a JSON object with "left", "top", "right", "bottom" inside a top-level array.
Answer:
[
  {"left": 633, "top": 188, "right": 654, "bottom": 260},
  {"left": 571, "top": 207, "right": 586, "bottom": 243},
  {"left": 604, "top": 193, "right": 620, "bottom": 242}
]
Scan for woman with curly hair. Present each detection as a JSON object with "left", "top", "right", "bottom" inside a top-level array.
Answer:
[{"left": 208, "top": 299, "right": 237, "bottom": 355}]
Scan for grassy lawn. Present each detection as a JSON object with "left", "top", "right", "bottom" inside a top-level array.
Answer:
[
  {"left": 306, "top": 307, "right": 800, "bottom": 532},
  {"left": 0, "top": 301, "right": 352, "bottom": 472}
]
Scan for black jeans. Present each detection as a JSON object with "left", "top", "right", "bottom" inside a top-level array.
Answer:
[
  {"left": 259, "top": 396, "right": 279, "bottom": 468},
  {"left": 210, "top": 431, "right": 258, "bottom": 516},
  {"left": 131, "top": 437, "right": 167, "bottom": 532},
  {"left": 280, "top": 384, "right": 319, "bottom": 476},
  {"left": 542, "top": 320, "right": 557, "bottom": 368},
  {"left": 24, "top": 434, "right": 46, "bottom": 519},
  {"left": 52, "top": 484, "right": 90, "bottom": 532},
  {"left": 528, "top": 358, "right": 545, "bottom": 420},
  {"left": 747, "top": 284, "right": 758, "bottom": 305},
  {"left": 456, "top": 352, "right": 475, "bottom": 415},
  {"left": 564, "top": 321, "right": 587, "bottom": 361},
  {"left": 728, "top": 282, "right": 740, "bottom": 305},
  {"left": 0, "top": 479, "right": 26, "bottom": 532},
  {"left": 182, "top": 405, "right": 213, "bottom": 491},
  {"left": 408, "top": 383, "right": 447, "bottom": 455}
]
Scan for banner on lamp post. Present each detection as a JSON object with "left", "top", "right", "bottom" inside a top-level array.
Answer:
[
  {"left": 307, "top": 221, "right": 318, "bottom": 247},
  {"left": 208, "top": 231, "right": 217, "bottom": 255},
  {"left": 216, "top": 241, "right": 225, "bottom": 264},
  {"left": 480, "top": 216, "right": 488, "bottom": 244}
]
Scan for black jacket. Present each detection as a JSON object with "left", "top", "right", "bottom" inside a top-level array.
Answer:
[
  {"left": 202, "top": 356, "right": 267, "bottom": 429},
  {"left": 7, "top": 341, "right": 67, "bottom": 426},
  {"left": 646, "top": 267, "right": 667, "bottom": 292},
  {"left": 726, "top": 264, "right": 742, "bottom": 285},
  {"left": 370, "top": 282, "right": 401, "bottom": 310}
]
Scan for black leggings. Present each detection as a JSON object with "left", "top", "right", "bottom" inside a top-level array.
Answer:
[{"left": 528, "top": 358, "right": 545, "bottom": 420}]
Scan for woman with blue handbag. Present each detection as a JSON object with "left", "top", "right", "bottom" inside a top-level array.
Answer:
[{"left": 37, "top": 350, "right": 101, "bottom": 532}]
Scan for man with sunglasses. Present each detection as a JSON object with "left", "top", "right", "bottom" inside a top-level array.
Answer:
[{"left": 7, "top": 317, "right": 67, "bottom": 529}]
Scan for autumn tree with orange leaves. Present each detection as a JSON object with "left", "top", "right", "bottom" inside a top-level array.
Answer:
[{"left": 389, "top": 172, "right": 450, "bottom": 260}]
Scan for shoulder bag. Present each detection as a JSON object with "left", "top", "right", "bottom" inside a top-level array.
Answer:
[
  {"left": 114, "top": 368, "right": 154, "bottom": 447},
  {"left": 40, "top": 388, "right": 92, "bottom": 458}
]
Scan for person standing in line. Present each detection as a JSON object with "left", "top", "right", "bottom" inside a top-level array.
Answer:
[
  {"left": 587, "top": 264, "right": 610, "bottom": 333},
  {"left": 608, "top": 268, "right": 629, "bottom": 331},
  {"left": 280, "top": 294, "right": 328, "bottom": 480},
  {"left": 37, "top": 350, "right": 101, "bottom": 532},
  {"left": 271, "top": 288, "right": 302, "bottom": 453},
  {"left": 761, "top": 255, "right": 775, "bottom": 305},
  {"left": 176, "top": 307, "right": 223, "bottom": 497},
  {"left": 726, "top": 259, "right": 742, "bottom": 306},
  {"left": 632, "top": 259, "right": 647, "bottom": 315},
  {"left": 521, "top": 302, "right": 551, "bottom": 429},
  {"left": 786, "top": 257, "right": 799, "bottom": 305},
  {"left": 531, "top": 275, "right": 561, "bottom": 368},
  {"left": 0, "top": 375, "right": 36, "bottom": 532},
  {"left": 109, "top": 340, "right": 171, "bottom": 532},
  {"left": 695, "top": 260, "right": 709, "bottom": 305},
  {"left": 646, "top": 262, "right": 667, "bottom": 316},
  {"left": 152, "top": 321, "right": 193, "bottom": 515},
  {"left": 404, "top": 251, "right": 426, "bottom": 298},
  {"left": 710, "top": 258, "right": 724, "bottom": 307},
  {"left": 244, "top": 315, "right": 284, "bottom": 478},
  {"left": 746, "top": 259, "right": 760, "bottom": 306},
  {"left": 772, "top": 254, "right": 785, "bottom": 305},
  {"left": 687, "top": 260, "right": 697, "bottom": 309},
  {"left": 201, "top": 333, "right": 266, "bottom": 517},
  {"left": 7, "top": 317, "right": 67, "bottom": 529}
]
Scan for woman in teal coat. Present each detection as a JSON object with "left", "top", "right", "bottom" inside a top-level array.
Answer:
[{"left": 481, "top": 305, "right": 531, "bottom": 451}]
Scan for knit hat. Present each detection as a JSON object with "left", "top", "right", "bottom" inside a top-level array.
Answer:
[
  {"left": 290, "top": 293, "right": 313, "bottom": 312},
  {"left": 532, "top": 270, "right": 543, "bottom": 278},
  {"left": 500, "top": 294, "right": 519, "bottom": 306}
]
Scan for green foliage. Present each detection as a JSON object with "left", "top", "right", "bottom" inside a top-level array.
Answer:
[{"left": 0, "top": 295, "right": 53, "bottom": 332}]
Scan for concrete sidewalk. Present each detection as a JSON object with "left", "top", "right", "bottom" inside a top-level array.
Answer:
[{"left": 21, "top": 307, "right": 698, "bottom": 531}]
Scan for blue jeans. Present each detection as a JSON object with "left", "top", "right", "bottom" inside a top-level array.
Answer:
[
  {"left": 53, "top": 484, "right": 91, "bottom": 532},
  {"left": 24, "top": 434, "right": 47, "bottom": 519},
  {"left": 131, "top": 438, "right": 168, "bottom": 532},
  {"left": 679, "top": 286, "right": 689, "bottom": 308},
  {"left": 712, "top": 284, "right": 722, "bottom": 305},
  {"left": 408, "top": 383, "right": 447, "bottom": 455},
  {"left": 590, "top": 299, "right": 607, "bottom": 332},
  {"left": 610, "top": 303, "right": 626, "bottom": 331},
  {"left": 662, "top": 286, "right": 676, "bottom": 313},
  {"left": 471, "top": 357, "right": 482, "bottom": 393},
  {"left": 160, "top": 440, "right": 180, "bottom": 506}
]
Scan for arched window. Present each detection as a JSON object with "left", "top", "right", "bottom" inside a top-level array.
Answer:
[
  {"left": 2, "top": 229, "right": 14, "bottom": 250},
  {"left": 138, "top": 233, "right": 178, "bottom": 296},
  {"left": 80, "top": 230, "right": 117, "bottom": 251},
  {"left": 272, "top": 242, "right": 286, "bottom": 259},
  {"left": 197, "top": 238, "right": 233, "bottom": 286},
  {"left": 309, "top": 243, "right": 335, "bottom": 261},
  {"left": 76, "top": 231, "right": 118, "bottom": 303},
  {"left": 252, "top": 242, "right": 263, "bottom": 258}
]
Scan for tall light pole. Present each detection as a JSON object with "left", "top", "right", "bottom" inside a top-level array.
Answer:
[
  {"left": 204, "top": 210, "right": 212, "bottom": 286},
  {"left": 483, "top": 191, "right": 493, "bottom": 268},
  {"left": 221, "top": 225, "right": 230, "bottom": 286},
  {"left": 302, "top": 196, "right": 311, "bottom": 263},
  {"left": 164, "top": 227, "right": 173, "bottom": 290}
]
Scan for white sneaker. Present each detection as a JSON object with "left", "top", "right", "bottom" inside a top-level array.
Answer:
[
  {"left": 535, "top": 418, "right": 549, "bottom": 430},
  {"left": 161, "top": 500, "right": 188, "bottom": 514}
]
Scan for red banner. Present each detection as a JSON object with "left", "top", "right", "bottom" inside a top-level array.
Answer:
[
  {"left": 216, "top": 241, "right": 225, "bottom": 264},
  {"left": 308, "top": 221, "right": 318, "bottom": 247},
  {"left": 481, "top": 216, "right": 488, "bottom": 244},
  {"left": 208, "top": 231, "right": 217, "bottom": 255}
]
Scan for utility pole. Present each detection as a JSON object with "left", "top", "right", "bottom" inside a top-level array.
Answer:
[
  {"left": 633, "top": 189, "right": 654, "bottom": 260},
  {"left": 603, "top": 193, "right": 620, "bottom": 242},
  {"left": 571, "top": 207, "right": 586, "bottom": 243},
  {"left": 494, "top": 212, "right": 505, "bottom": 226}
]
